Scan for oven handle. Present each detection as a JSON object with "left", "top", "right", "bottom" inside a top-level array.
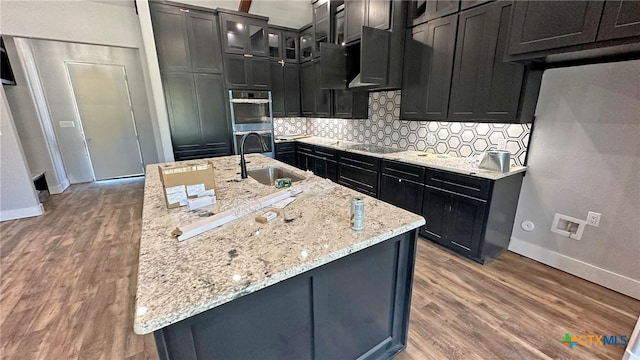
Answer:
[{"left": 233, "top": 130, "right": 273, "bottom": 136}]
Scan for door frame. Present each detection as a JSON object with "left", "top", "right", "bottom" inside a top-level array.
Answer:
[{"left": 64, "top": 61, "right": 145, "bottom": 181}]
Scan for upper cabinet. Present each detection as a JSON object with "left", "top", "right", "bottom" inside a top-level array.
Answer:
[
  {"left": 507, "top": 1, "right": 604, "bottom": 55},
  {"left": 409, "top": 0, "right": 460, "bottom": 26},
  {"left": 401, "top": 1, "right": 541, "bottom": 123},
  {"left": 344, "top": 0, "right": 392, "bottom": 44},
  {"left": 313, "top": 0, "right": 332, "bottom": 57},
  {"left": 506, "top": 0, "right": 640, "bottom": 63},
  {"left": 269, "top": 27, "right": 299, "bottom": 63},
  {"left": 300, "top": 25, "right": 314, "bottom": 62},
  {"left": 401, "top": 14, "right": 457, "bottom": 121},
  {"left": 220, "top": 12, "right": 269, "bottom": 57},
  {"left": 150, "top": 3, "right": 223, "bottom": 74},
  {"left": 597, "top": 1, "right": 640, "bottom": 41}
]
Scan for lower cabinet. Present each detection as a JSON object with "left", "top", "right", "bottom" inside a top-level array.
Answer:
[
  {"left": 379, "top": 160, "right": 425, "bottom": 214},
  {"left": 420, "top": 168, "right": 524, "bottom": 263},
  {"left": 275, "top": 141, "right": 296, "bottom": 166},
  {"left": 162, "top": 72, "right": 232, "bottom": 160},
  {"left": 421, "top": 185, "right": 485, "bottom": 258},
  {"left": 292, "top": 144, "right": 524, "bottom": 264},
  {"left": 337, "top": 151, "right": 380, "bottom": 197}
]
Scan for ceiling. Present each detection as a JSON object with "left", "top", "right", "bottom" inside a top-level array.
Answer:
[{"left": 167, "top": 0, "right": 313, "bottom": 29}]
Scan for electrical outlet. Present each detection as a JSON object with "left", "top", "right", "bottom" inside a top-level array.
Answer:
[
  {"left": 427, "top": 133, "right": 436, "bottom": 145},
  {"left": 497, "top": 139, "right": 507, "bottom": 150},
  {"left": 587, "top": 211, "right": 601, "bottom": 227}
]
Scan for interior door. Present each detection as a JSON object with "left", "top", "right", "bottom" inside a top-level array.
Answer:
[{"left": 66, "top": 63, "right": 144, "bottom": 180}]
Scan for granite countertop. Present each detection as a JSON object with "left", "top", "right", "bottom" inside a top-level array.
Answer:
[
  {"left": 295, "top": 136, "right": 527, "bottom": 180},
  {"left": 134, "top": 154, "right": 425, "bottom": 335}
]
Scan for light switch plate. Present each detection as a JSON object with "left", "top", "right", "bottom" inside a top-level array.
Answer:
[{"left": 59, "top": 121, "right": 75, "bottom": 128}]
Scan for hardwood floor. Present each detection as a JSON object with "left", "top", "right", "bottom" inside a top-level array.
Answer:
[{"left": 1, "top": 179, "right": 638, "bottom": 359}]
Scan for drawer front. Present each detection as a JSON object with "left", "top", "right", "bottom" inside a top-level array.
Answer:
[
  {"left": 425, "top": 169, "right": 491, "bottom": 200},
  {"left": 297, "top": 143, "right": 314, "bottom": 155},
  {"left": 338, "top": 164, "right": 379, "bottom": 197},
  {"left": 275, "top": 141, "right": 296, "bottom": 153},
  {"left": 338, "top": 151, "right": 380, "bottom": 172},
  {"left": 381, "top": 160, "right": 425, "bottom": 183},
  {"left": 314, "top": 145, "right": 337, "bottom": 161}
]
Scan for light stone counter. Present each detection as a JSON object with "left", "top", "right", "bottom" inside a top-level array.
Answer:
[
  {"left": 134, "top": 154, "right": 425, "bottom": 335},
  {"left": 296, "top": 136, "right": 527, "bottom": 180}
]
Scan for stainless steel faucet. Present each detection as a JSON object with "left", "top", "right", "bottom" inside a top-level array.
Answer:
[{"left": 240, "top": 132, "right": 269, "bottom": 179}]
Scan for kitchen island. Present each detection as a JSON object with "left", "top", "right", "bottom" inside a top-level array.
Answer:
[{"left": 134, "top": 154, "right": 425, "bottom": 360}]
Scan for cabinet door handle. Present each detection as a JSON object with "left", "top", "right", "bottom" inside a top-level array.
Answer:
[
  {"left": 179, "top": 8, "right": 190, "bottom": 12},
  {"left": 244, "top": 54, "right": 254, "bottom": 58}
]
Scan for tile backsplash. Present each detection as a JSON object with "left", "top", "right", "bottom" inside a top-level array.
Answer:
[{"left": 274, "top": 91, "right": 531, "bottom": 166}]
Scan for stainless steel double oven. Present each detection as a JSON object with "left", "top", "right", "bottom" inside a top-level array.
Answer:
[{"left": 229, "top": 90, "right": 275, "bottom": 158}]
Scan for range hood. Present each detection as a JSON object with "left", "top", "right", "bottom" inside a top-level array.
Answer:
[{"left": 319, "top": 27, "right": 394, "bottom": 91}]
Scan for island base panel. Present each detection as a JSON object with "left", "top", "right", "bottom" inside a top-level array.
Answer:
[{"left": 153, "top": 230, "right": 418, "bottom": 360}]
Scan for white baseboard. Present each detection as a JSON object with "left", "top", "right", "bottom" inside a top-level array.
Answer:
[
  {"left": 0, "top": 203, "right": 44, "bottom": 222},
  {"left": 509, "top": 237, "right": 640, "bottom": 300},
  {"left": 49, "top": 177, "right": 70, "bottom": 194}
]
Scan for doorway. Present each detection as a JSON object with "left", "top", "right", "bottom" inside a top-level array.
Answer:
[{"left": 66, "top": 62, "right": 144, "bottom": 181}]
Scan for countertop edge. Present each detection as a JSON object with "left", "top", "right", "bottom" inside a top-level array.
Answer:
[{"left": 133, "top": 217, "right": 425, "bottom": 335}]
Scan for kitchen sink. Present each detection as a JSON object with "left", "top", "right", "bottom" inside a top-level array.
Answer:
[{"left": 247, "top": 166, "right": 305, "bottom": 185}]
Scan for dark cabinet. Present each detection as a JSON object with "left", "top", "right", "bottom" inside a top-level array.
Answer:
[
  {"left": 597, "top": 1, "right": 640, "bottom": 41},
  {"left": 270, "top": 61, "right": 286, "bottom": 116},
  {"left": 421, "top": 186, "right": 485, "bottom": 257},
  {"left": 507, "top": 1, "right": 605, "bottom": 55},
  {"left": 220, "top": 13, "right": 269, "bottom": 57},
  {"left": 400, "top": 14, "right": 457, "bottom": 120},
  {"left": 410, "top": 0, "right": 460, "bottom": 26},
  {"left": 312, "top": 146, "right": 338, "bottom": 182},
  {"left": 344, "top": 0, "right": 392, "bottom": 44},
  {"left": 333, "top": 90, "right": 369, "bottom": 119},
  {"left": 401, "top": 2, "right": 540, "bottom": 123},
  {"left": 275, "top": 141, "right": 296, "bottom": 166},
  {"left": 271, "top": 61, "right": 301, "bottom": 117},
  {"left": 345, "top": 0, "right": 366, "bottom": 44},
  {"left": 449, "top": 2, "right": 527, "bottom": 122},
  {"left": 337, "top": 151, "right": 380, "bottom": 197},
  {"left": 314, "top": 60, "right": 333, "bottom": 117},
  {"left": 300, "top": 61, "right": 316, "bottom": 116},
  {"left": 163, "top": 73, "right": 231, "bottom": 160},
  {"left": 300, "top": 25, "right": 314, "bottom": 62},
  {"left": 150, "top": 3, "right": 223, "bottom": 74},
  {"left": 313, "top": 0, "right": 332, "bottom": 57},
  {"left": 269, "top": 28, "right": 299, "bottom": 63},
  {"left": 420, "top": 168, "right": 523, "bottom": 263},
  {"left": 379, "top": 160, "right": 425, "bottom": 214},
  {"left": 223, "top": 54, "right": 271, "bottom": 90},
  {"left": 296, "top": 143, "right": 315, "bottom": 171},
  {"left": 284, "top": 65, "right": 301, "bottom": 116},
  {"left": 367, "top": 0, "right": 392, "bottom": 31}
]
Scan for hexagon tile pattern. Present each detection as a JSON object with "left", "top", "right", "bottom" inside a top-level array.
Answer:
[{"left": 274, "top": 91, "right": 532, "bottom": 166}]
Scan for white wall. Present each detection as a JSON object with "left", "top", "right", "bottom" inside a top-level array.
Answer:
[
  {"left": 0, "top": 0, "right": 172, "bottom": 165},
  {"left": 0, "top": 86, "right": 44, "bottom": 221},
  {"left": 29, "top": 38, "right": 160, "bottom": 183},
  {"left": 509, "top": 60, "right": 640, "bottom": 299}
]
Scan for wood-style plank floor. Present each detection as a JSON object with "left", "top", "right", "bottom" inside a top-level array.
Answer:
[{"left": 1, "top": 178, "right": 638, "bottom": 359}]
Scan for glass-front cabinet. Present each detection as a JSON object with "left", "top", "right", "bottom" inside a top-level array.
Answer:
[
  {"left": 283, "top": 32, "right": 299, "bottom": 63},
  {"left": 269, "top": 28, "right": 299, "bottom": 63},
  {"left": 300, "top": 25, "right": 314, "bottom": 61},
  {"left": 268, "top": 30, "right": 281, "bottom": 59},
  {"left": 220, "top": 13, "right": 268, "bottom": 57},
  {"left": 313, "top": 0, "right": 331, "bottom": 57}
]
